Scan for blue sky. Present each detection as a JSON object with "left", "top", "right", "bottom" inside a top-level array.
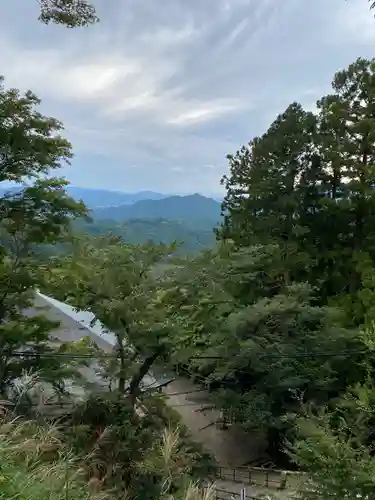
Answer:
[{"left": 1, "top": 0, "right": 375, "bottom": 195}]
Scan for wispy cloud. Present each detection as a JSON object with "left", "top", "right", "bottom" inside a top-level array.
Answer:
[
  {"left": 167, "top": 100, "right": 240, "bottom": 126},
  {"left": 0, "top": 0, "right": 374, "bottom": 193}
]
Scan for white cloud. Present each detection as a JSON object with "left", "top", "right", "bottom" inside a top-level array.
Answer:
[
  {"left": 167, "top": 100, "right": 240, "bottom": 126},
  {"left": 0, "top": 31, "right": 239, "bottom": 129},
  {"left": 219, "top": 18, "right": 249, "bottom": 50},
  {"left": 1, "top": 0, "right": 375, "bottom": 193},
  {"left": 333, "top": 0, "right": 375, "bottom": 44},
  {"left": 138, "top": 23, "right": 198, "bottom": 47}
]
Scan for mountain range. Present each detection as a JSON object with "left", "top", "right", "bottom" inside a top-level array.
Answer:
[
  {"left": 0, "top": 185, "right": 169, "bottom": 208},
  {"left": 0, "top": 185, "right": 223, "bottom": 207},
  {"left": 0, "top": 185, "right": 223, "bottom": 253},
  {"left": 65, "top": 187, "right": 171, "bottom": 207},
  {"left": 91, "top": 193, "right": 221, "bottom": 225}
]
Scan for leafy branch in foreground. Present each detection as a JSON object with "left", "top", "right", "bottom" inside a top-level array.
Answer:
[
  {"left": 0, "top": 75, "right": 88, "bottom": 397},
  {"left": 43, "top": 235, "right": 175, "bottom": 404},
  {"left": 289, "top": 383, "right": 375, "bottom": 500},
  {"left": 37, "top": 0, "right": 99, "bottom": 27}
]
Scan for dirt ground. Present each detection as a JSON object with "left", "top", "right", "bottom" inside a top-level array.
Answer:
[{"left": 162, "top": 376, "right": 266, "bottom": 466}]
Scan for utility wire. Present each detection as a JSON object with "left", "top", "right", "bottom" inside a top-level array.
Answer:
[
  {"left": 4, "top": 348, "right": 371, "bottom": 395},
  {"left": 6, "top": 349, "right": 370, "bottom": 361}
]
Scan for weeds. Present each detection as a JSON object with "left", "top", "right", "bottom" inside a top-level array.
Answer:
[{"left": 0, "top": 415, "right": 215, "bottom": 500}]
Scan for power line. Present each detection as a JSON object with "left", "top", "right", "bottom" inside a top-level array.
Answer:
[
  {"left": 162, "top": 388, "right": 207, "bottom": 397},
  {"left": 6, "top": 349, "right": 369, "bottom": 361},
  {"left": 5, "top": 348, "right": 370, "bottom": 395}
]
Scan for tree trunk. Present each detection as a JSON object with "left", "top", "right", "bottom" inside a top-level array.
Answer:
[
  {"left": 128, "top": 346, "right": 164, "bottom": 407},
  {"left": 117, "top": 343, "right": 126, "bottom": 393}
]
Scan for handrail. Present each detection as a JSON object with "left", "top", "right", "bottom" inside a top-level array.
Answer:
[{"left": 216, "top": 464, "right": 302, "bottom": 490}]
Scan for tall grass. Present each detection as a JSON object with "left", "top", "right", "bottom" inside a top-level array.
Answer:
[
  {"left": 0, "top": 418, "right": 110, "bottom": 499},
  {"left": 0, "top": 416, "right": 215, "bottom": 500}
]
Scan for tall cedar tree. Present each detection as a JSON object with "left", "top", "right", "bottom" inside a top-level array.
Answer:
[{"left": 219, "top": 58, "right": 375, "bottom": 324}]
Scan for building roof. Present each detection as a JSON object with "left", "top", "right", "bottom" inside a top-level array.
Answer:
[{"left": 27, "top": 292, "right": 174, "bottom": 392}]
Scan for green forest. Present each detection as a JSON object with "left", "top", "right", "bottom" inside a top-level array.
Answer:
[
  {"left": 73, "top": 217, "right": 217, "bottom": 254},
  {"left": 3, "top": 2, "right": 375, "bottom": 500}
]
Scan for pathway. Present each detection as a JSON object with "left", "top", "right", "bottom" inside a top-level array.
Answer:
[{"left": 162, "top": 376, "right": 266, "bottom": 466}]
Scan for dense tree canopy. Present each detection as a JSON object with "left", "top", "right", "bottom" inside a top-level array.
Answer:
[{"left": 44, "top": 234, "right": 176, "bottom": 402}]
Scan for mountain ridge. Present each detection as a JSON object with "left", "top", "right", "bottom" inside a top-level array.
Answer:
[
  {"left": 0, "top": 185, "right": 224, "bottom": 208},
  {"left": 91, "top": 193, "right": 222, "bottom": 224},
  {"left": 0, "top": 185, "right": 169, "bottom": 208}
]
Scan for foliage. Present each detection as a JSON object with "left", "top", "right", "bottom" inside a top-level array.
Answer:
[
  {"left": 73, "top": 217, "right": 217, "bottom": 255},
  {"left": 152, "top": 244, "right": 365, "bottom": 458},
  {"left": 205, "top": 56, "right": 375, "bottom": 463},
  {"left": 38, "top": 0, "right": 98, "bottom": 27},
  {"left": 0, "top": 408, "right": 213, "bottom": 500},
  {"left": 219, "top": 58, "right": 375, "bottom": 324},
  {"left": 63, "top": 392, "right": 216, "bottom": 498},
  {"left": 0, "top": 76, "right": 87, "bottom": 396},
  {"left": 0, "top": 418, "right": 108, "bottom": 499},
  {"left": 42, "top": 234, "right": 175, "bottom": 400},
  {"left": 289, "top": 383, "right": 375, "bottom": 499}
]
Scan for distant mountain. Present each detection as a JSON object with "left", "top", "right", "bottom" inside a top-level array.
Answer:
[
  {"left": 92, "top": 194, "right": 222, "bottom": 225},
  {"left": 0, "top": 185, "right": 169, "bottom": 208},
  {"left": 65, "top": 187, "right": 169, "bottom": 208}
]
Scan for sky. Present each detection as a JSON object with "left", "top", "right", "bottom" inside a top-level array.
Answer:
[{"left": 1, "top": 0, "right": 375, "bottom": 195}]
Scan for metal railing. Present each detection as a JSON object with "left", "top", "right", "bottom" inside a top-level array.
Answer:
[
  {"left": 217, "top": 465, "right": 302, "bottom": 490},
  {"left": 202, "top": 485, "right": 263, "bottom": 500}
]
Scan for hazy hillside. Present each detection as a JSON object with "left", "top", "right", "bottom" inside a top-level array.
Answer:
[
  {"left": 65, "top": 187, "right": 169, "bottom": 207},
  {"left": 0, "top": 185, "right": 168, "bottom": 208},
  {"left": 92, "top": 194, "right": 222, "bottom": 225}
]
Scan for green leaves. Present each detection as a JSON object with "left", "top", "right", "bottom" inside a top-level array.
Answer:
[
  {"left": 0, "top": 77, "right": 90, "bottom": 397},
  {"left": 218, "top": 58, "right": 375, "bottom": 322},
  {"left": 0, "top": 78, "right": 72, "bottom": 183},
  {"left": 44, "top": 235, "right": 175, "bottom": 394},
  {"left": 38, "top": 0, "right": 99, "bottom": 27},
  {"left": 290, "top": 402, "right": 375, "bottom": 500}
]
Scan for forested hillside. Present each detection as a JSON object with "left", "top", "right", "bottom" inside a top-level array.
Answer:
[
  {"left": 74, "top": 217, "right": 216, "bottom": 254},
  {"left": 68, "top": 193, "right": 221, "bottom": 255}
]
